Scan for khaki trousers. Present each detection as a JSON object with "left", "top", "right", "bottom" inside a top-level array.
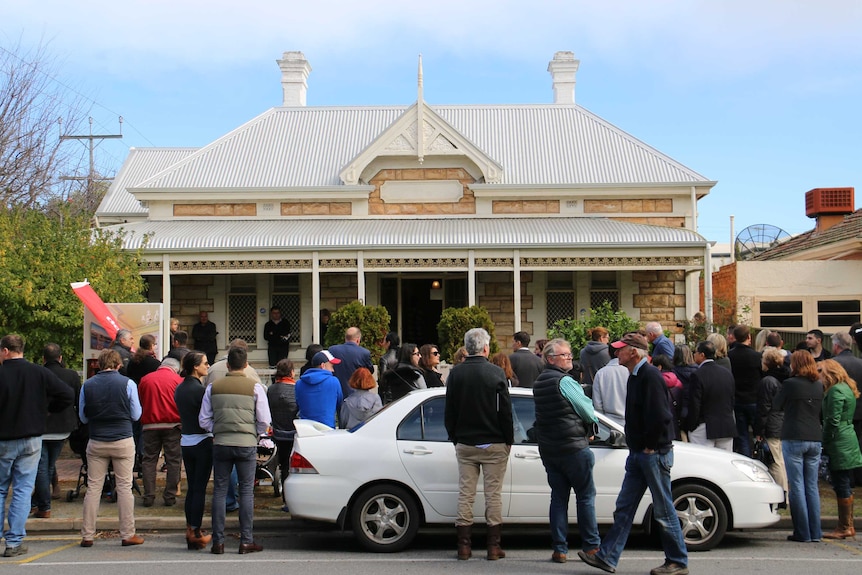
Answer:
[
  {"left": 455, "top": 443, "right": 510, "bottom": 527},
  {"left": 81, "top": 437, "right": 136, "bottom": 541}
]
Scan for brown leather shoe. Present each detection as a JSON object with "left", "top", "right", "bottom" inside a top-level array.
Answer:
[
  {"left": 34, "top": 510, "right": 51, "bottom": 518},
  {"left": 121, "top": 535, "right": 144, "bottom": 546},
  {"left": 80, "top": 539, "right": 94, "bottom": 548},
  {"left": 211, "top": 543, "right": 224, "bottom": 554},
  {"left": 238, "top": 542, "right": 263, "bottom": 554},
  {"left": 552, "top": 551, "right": 567, "bottom": 563}
]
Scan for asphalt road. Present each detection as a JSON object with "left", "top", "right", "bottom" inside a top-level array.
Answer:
[{"left": 3, "top": 526, "right": 862, "bottom": 574}]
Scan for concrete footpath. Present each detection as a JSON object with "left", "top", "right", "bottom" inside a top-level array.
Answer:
[
  {"left": 23, "top": 456, "right": 843, "bottom": 535},
  {"left": 25, "top": 456, "right": 293, "bottom": 533}
]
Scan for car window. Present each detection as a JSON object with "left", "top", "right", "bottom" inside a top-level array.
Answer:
[
  {"left": 590, "top": 419, "right": 626, "bottom": 448},
  {"left": 396, "top": 397, "right": 448, "bottom": 442},
  {"left": 511, "top": 397, "right": 537, "bottom": 444}
]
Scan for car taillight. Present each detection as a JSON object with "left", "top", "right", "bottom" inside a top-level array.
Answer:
[{"left": 289, "top": 452, "right": 319, "bottom": 474}]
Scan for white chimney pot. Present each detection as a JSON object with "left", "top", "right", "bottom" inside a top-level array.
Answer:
[
  {"left": 547, "top": 51, "right": 580, "bottom": 105},
  {"left": 277, "top": 51, "right": 312, "bottom": 107}
]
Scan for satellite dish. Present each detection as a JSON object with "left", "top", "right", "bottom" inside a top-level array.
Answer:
[{"left": 734, "top": 224, "right": 792, "bottom": 260}]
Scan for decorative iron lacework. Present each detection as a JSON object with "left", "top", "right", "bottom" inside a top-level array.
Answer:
[
  {"left": 475, "top": 258, "right": 514, "bottom": 267},
  {"left": 319, "top": 258, "right": 358, "bottom": 269},
  {"left": 141, "top": 260, "right": 162, "bottom": 272},
  {"left": 364, "top": 258, "right": 468, "bottom": 268},
  {"left": 522, "top": 256, "right": 703, "bottom": 267},
  {"left": 170, "top": 259, "right": 311, "bottom": 271}
]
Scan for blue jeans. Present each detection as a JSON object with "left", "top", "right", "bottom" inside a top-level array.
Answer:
[
  {"left": 783, "top": 440, "right": 822, "bottom": 541},
  {"left": 226, "top": 465, "right": 239, "bottom": 509},
  {"left": 830, "top": 468, "right": 853, "bottom": 499},
  {"left": 542, "top": 448, "right": 600, "bottom": 554},
  {"left": 0, "top": 436, "right": 42, "bottom": 547},
  {"left": 597, "top": 450, "right": 687, "bottom": 569},
  {"left": 211, "top": 445, "right": 256, "bottom": 545},
  {"left": 734, "top": 403, "right": 757, "bottom": 457},
  {"left": 33, "top": 439, "right": 65, "bottom": 511}
]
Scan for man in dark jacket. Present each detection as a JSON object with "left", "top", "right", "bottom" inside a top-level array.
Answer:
[
  {"left": 192, "top": 312, "right": 219, "bottom": 365},
  {"left": 727, "top": 325, "right": 763, "bottom": 457},
  {"left": 534, "top": 338, "right": 600, "bottom": 564},
  {"left": 111, "top": 329, "right": 134, "bottom": 376},
  {"left": 508, "top": 331, "right": 544, "bottom": 388},
  {"left": 686, "top": 340, "right": 736, "bottom": 451},
  {"left": 263, "top": 306, "right": 292, "bottom": 367},
  {"left": 579, "top": 333, "right": 688, "bottom": 575},
  {"left": 329, "top": 327, "right": 374, "bottom": 398},
  {"left": 32, "top": 343, "right": 81, "bottom": 519},
  {"left": 445, "top": 328, "right": 513, "bottom": 562},
  {"left": 0, "top": 334, "right": 74, "bottom": 557}
]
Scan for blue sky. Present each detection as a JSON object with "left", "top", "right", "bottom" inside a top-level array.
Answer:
[{"left": 4, "top": 0, "right": 861, "bottom": 242}]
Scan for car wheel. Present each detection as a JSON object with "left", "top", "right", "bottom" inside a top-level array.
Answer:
[
  {"left": 350, "top": 484, "right": 420, "bottom": 553},
  {"left": 672, "top": 483, "right": 727, "bottom": 551}
]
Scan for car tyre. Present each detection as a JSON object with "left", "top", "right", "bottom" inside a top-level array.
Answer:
[
  {"left": 672, "top": 483, "right": 727, "bottom": 551},
  {"left": 350, "top": 484, "right": 420, "bottom": 552}
]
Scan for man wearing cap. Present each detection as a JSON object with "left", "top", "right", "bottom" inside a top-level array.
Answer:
[
  {"left": 295, "top": 350, "right": 344, "bottom": 428},
  {"left": 579, "top": 333, "right": 688, "bottom": 575}
]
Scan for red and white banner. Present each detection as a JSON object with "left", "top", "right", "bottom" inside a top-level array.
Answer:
[{"left": 71, "top": 281, "right": 122, "bottom": 341}]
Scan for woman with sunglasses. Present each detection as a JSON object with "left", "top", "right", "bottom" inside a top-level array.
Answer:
[
  {"left": 419, "top": 344, "right": 445, "bottom": 388},
  {"left": 379, "top": 343, "right": 427, "bottom": 404}
]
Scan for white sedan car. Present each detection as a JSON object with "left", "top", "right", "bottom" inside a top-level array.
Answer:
[{"left": 284, "top": 388, "right": 783, "bottom": 553}]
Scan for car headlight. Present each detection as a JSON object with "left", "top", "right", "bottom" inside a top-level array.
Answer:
[{"left": 732, "top": 459, "right": 774, "bottom": 482}]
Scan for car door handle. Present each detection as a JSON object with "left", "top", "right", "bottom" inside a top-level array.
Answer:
[
  {"left": 403, "top": 448, "right": 434, "bottom": 455},
  {"left": 514, "top": 452, "right": 542, "bottom": 460}
]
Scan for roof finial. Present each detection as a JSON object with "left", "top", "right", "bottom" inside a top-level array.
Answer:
[
  {"left": 417, "top": 54, "right": 425, "bottom": 164},
  {"left": 417, "top": 54, "right": 424, "bottom": 105}
]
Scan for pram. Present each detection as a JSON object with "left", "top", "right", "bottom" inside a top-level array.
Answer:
[
  {"left": 65, "top": 423, "right": 141, "bottom": 502},
  {"left": 255, "top": 436, "right": 280, "bottom": 498}
]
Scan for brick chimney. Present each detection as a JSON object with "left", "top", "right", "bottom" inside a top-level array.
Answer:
[
  {"left": 547, "top": 51, "right": 580, "bottom": 105},
  {"left": 806, "top": 187, "right": 855, "bottom": 233},
  {"left": 277, "top": 51, "right": 312, "bottom": 106}
]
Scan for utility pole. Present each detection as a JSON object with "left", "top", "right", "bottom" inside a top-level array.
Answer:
[{"left": 60, "top": 116, "right": 123, "bottom": 199}]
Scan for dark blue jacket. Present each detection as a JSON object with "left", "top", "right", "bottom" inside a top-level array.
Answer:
[
  {"left": 329, "top": 342, "right": 374, "bottom": 398},
  {"left": 296, "top": 368, "right": 344, "bottom": 428},
  {"left": 81, "top": 370, "right": 136, "bottom": 442}
]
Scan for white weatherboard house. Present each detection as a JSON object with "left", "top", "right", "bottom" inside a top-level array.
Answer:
[{"left": 96, "top": 51, "right": 716, "bottom": 364}]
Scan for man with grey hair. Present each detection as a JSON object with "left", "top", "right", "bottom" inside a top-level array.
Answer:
[
  {"left": 645, "top": 322, "right": 674, "bottom": 360},
  {"left": 111, "top": 329, "right": 134, "bottom": 376},
  {"left": 579, "top": 333, "right": 688, "bottom": 575},
  {"left": 138, "top": 357, "right": 183, "bottom": 507},
  {"left": 445, "top": 328, "right": 513, "bottom": 561},
  {"left": 534, "top": 338, "right": 600, "bottom": 564}
]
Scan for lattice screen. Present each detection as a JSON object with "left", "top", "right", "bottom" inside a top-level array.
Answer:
[
  {"left": 228, "top": 294, "right": 257, "bottom": 344},
  {"left": 590, "top": 290, "right": 620, "bottom": 311},
  {"left": 547, "top": 291, "right": 575, "bottom": 327},
  {"left": 272, "top": 294, "right": 301, "bottom": 343}
]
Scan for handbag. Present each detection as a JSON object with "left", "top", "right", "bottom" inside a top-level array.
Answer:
[{"left": 752, "top": 439, "right": 774, "bottom": 466}]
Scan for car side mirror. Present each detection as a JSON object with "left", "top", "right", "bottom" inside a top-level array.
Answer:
[{"left": 609, "top": 429, "right": 627, "bottom": 448}]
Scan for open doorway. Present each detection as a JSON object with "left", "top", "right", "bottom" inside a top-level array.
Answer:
[{"left": 379, "top": 276, "right": 467, "bottom": 347}]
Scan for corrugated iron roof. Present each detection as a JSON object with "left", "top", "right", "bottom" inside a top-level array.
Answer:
[
  {"left": 97, "top": 148, "right": 197, "bottom": 215},
  {"left": 106, "top": 217, "right": 707, "bottom": 252},
  {"left": 753, "top": 209, "right": 862, "bottom": 260},
  {"left": 133, "top": 105, "right": 708, "bottom": 190}
]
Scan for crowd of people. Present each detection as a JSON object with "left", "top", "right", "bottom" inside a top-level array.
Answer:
[{"left": 3, "top": 313, "right": 862, "bottom": 569}]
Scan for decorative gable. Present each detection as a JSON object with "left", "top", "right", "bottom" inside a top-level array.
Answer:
[{"left": 339, "top": 102, "right": 503, "bottom": 186}]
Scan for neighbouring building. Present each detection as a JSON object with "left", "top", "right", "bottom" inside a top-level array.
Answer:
[
  {"left": 96, "top": 51, "right": 716, "bottom": 365},
  {"left": 703, "top": 187, "right": 861, "bottom": 333}
]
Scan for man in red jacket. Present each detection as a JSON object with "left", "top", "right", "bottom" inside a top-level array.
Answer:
[{"left": 138, "top": 357, "right": 183, "bottom": 507}]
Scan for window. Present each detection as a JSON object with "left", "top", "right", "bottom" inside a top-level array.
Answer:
[
  {"left": 397, "top": 397, "right": 448, "bottom": 442},
  {"left": 590, "top": 271, "right": 619, "bottom": 311},
  {"left": 228, "top": 276, "right": 257, "bottom": 344},
  {"left": 817, "top": 300, "right": 861, "bottom": 327},
  {"left": 511, "top": 397, "right": 537, "bottom": 445},
  {"left": 759, "top": 300, "right": 803, "bottom": 329},
  {"left": 547, "top": 272, "right": 574, "bottom": 327},
  {"left": 272, "top": 274, "right": 301, "bottom": 343}
]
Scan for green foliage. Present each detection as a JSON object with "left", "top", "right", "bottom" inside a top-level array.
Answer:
[
  {"left": 0, "top": 205, "right": 146, "bottom": 368},
  {"left": 547, "top": 301, "right": 641, "bottom": 353},
  {"left": 436, "top": 306, "right": 498, "bottom": 362},
  {"left": 323, "top": 300, "right": 391, "bottom": 364}
]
